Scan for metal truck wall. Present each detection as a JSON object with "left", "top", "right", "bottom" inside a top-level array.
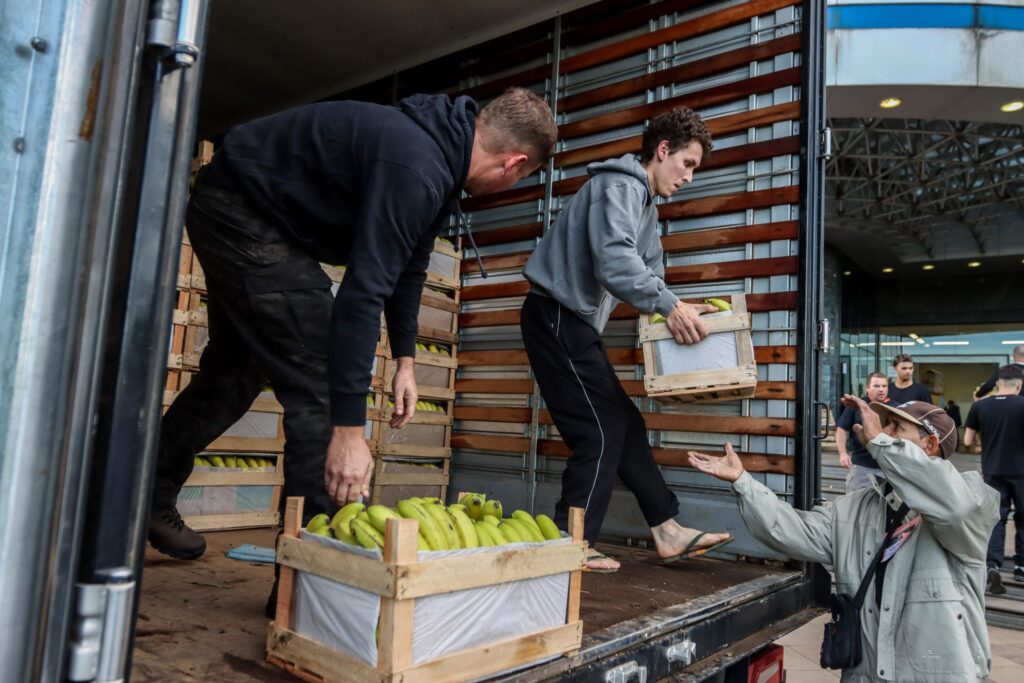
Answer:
[{"left": 339, "top": 0, "right": 812, "bottom": 560}]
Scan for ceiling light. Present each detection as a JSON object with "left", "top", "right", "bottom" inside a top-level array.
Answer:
[
  {"left": 1001, "top": 101, "right": 1024, "bottom": 113},
  {"left": 922, "top": 264, "right": 934, "bottom": 271},
  {"left": 1001, "top": 341, "right": 1024, "bottom": 345},
  {"left": 842, "top": 270, "right": 852, "bottom": 276},
  {"left": 880, "top": 341, "right": 912, "bottom": 346},
  {"left": 908, "top": 333, "right": 919, "bottom": 339},
  {"left": 858, "top": 342, "right": 875, "bottom": 347},
  {"left": 967, "top": 261, "right": 981, "bottom": 268},
  {"left": 916, "top": 338, "right": 925, "bottom": 344},
  {"left": 881, "top": 267, "right": 894, "bottom": 273},
  {"left": 933, "top": 341, "right": 969, "bottom": 346},
  {"left": 879, "top": 97, "right": 902, "bottom": 109}
]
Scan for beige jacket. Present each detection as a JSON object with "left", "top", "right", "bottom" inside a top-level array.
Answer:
[{"left": 732, "top": 433, "right": 999, "bottom": 682}]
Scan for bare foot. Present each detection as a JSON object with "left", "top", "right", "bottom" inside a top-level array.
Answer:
[
  {"left": 651, "top": 519, "right": 731, "bottom": 559},
  {"left": 586, "top": 551, "right": 621, "bottom": 572}
]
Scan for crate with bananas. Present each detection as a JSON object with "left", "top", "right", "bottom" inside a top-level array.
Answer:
[
  {"left": 639, "top": 294, "right": 757, "bottom": 403},
  {"left": 177, "top": 452, "right": 283, "bottom": 531},
  {"left": 267, "top": 495, "right": 585, "bottom": 682},
  {"left": 426, "top": 235, "right": 460, "bottom": 292}
]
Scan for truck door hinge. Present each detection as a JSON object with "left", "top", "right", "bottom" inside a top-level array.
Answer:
[
  {"left": 820, "top": 127, "right": 833, "bottom": 160},
  {"left": 67, "top": 569, "right": 135, "bottom": 683},
  {"left": 604, "top": 661, "right": 648, "bottom": 683},
  {"left": 817, "top": 318, "right": 830, "bottom": 353}
]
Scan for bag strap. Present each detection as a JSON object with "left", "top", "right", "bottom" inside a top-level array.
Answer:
[{"left": 851, "top": 500, "right": 909, "bottom": 609}]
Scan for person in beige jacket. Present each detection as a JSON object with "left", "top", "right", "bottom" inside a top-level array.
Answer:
[{"left": 688, "top": 396, "right": 999, "bottom": 682}]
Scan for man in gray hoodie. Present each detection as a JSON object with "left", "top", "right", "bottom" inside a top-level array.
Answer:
[{"left": 522, "top": 107, "right": 731, "bottom": 572}]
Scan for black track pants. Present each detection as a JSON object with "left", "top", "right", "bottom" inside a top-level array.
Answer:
[
  {"left": 154, "top": 182, "right": 335, "bottom": 522},
  {"left": 521, "top": 292, "right": 679, "bottom": 544}
]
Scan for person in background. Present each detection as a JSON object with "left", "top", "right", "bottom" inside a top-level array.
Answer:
[
  {"left": 973, "top": 345, "right": 1024, "bottom": 399},
  {"left": 688, "top": 397, "right": 998, "bottom": 683},
  {"left": 521, "top": 107, "right": 731, "bottom": 572},
  {"left": 964, "top": 364, "right": 1024, "bottom": 594},
  {"left": 836, "top": 372, "right": 890, "bottom": 492},
  {"left": 887, "top": 353, "right": 931, "bottom": 404},
  {"left": 945, "top": 399, "right": 962, "bottom": 428}
]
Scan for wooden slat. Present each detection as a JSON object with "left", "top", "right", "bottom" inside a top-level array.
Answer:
[
  {"left": 463, "top": 251, "right": 531, "bottom": 275},
  {"left": 278, "top": 536, "right": 394, "bottom": 596},
  {"left": 396, "top": 543, "right": 586, "bottom": 599},
  {"left": 659, "top": 185, "right": 800, "bottom": 220},
  {"left": 560, "top": 33, "right": 803, "bottom": 113},
  {"left": 275, "top": 498, "right": 303, "bottom": 631},
  {"left": 454, "top": 378, "right": 535, "bottom": 394},
  {"left": 558, "top": 68, "right": 801, "bottom": 140},
  {"left": 464, "top": 222, "right": 542, "bottom": 248},
  {"left": 457, "top": 346, "right": 795, "bottom": 367},
  {"left": 556, "top": 102, "right": 800, "bottom": 168},
  {"left": 459, "top": 64, "right": 549, "bottom": 101},
  {"left": 460, "top": 280, "right": 529, "bottom": 302},
  {"left": 452, "top": 406, "right": 532, "bottom": 423},
  {"left": 451, "top": 433, "right": 530, "bottom": 453},
  {"left": 183, "top": 471, "right": 282, "bottom": 487},
  {"left": 456, "top": 350, "right": 530, "bottom": 367},
  {"left": 661, "top": 221, "right": 799, "bottom": 253},
  {"left": 755, "top": 346, "right": 797, "bottom": 364},
  {"left": 207, "top": 435, "right": 284, "bottom": 453},
  {"left": 538, "top": 410, "right": 795, "bottom": 436},
  {"left": 378, "top": 519, "right": 418, "bottom": 673},
  {"left": 664, "top": 256, "right": 798, "bottom": 284},
  {"left": 537, "top": 439, "right": 794, "bottom": 475},
  {"left": 458, "top": 308, "right": 522, "bottom": 328},
  {"left": 183, "top": 511, "right": 279, "bottom": 532},
  {"left": 267, "top": 626, "right": 383, "bottom": 683},
  {"left": 747, "top": 291, "right": 798, "bottom": 312}
]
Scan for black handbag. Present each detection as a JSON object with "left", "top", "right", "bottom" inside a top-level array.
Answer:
[{"left": 820, "top": 501, "right": 908, "bottom": 670}]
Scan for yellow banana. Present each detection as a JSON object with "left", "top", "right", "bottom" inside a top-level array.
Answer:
[
  {"left": 306, "top": 513, "right": 331, "bottom": 537},
  {"left": 330, "top": 502, "right": 365, "bottom": 544},
  {"left": 482, "top": 514, "right": 500, "bottom": 527},
  {"left": 367, "top": 505, "right": 401, "bottom": 535},
  {"left": 424, "top": 502, "right": 460, "bottom": 548},
  {"left": 535, "top": 514, "right": 562, "bottom": 541},
  {"left": 351, "top": 518, "right": 385, "bottom": 549},
  {"left": 475, "top": 521, "right": 500, "bottom": 546},
  {"left": 447, "top": 507, "right": 479, "bottom": 548},
  {"left": 417, "top": 534, "right": 429, "bottom": 551},
  {"left": 511, "top": 511, "right": 546, "bottom": 542},
  {"left": 506, "top": 516, "right": 542, "bottom": 543},
  {"left": 459, "top": 494, "right": 486, "bottom": 521},
  {"left": 650, "top": 313, "right": 666, "bottom": 324},
  {"left": 482, "top": 500, "right": 503, "bottom": 520},
  {"left": 209, "top": 455, "right": 225, "bottom": 468},
  {"left": 704, "top": 297, "right": 732, "bottom": 311},
  {"left": 497, "top": 521, "right": 524, "bottom": 544},
  {"left": 397, "top": 499, "right": 447, "bottom": 551}
]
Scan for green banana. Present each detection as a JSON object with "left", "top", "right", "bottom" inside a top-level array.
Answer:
[
  {"left": 306, "top": 513, "right": 331, "bottom": 537},
  {"left": 482, "top": 500, "right": 503, "bottom": 520},
  {"left": 225, "top": 456, "right": 238, "bottom": 468},
  {"left": 330, "top": 502, "right": 365, "bottom": 544},
  {"left": 209, "top": 455, "right": 226, "bottom": 468},
  {"left": 650, "top": 313, "right": 666, "bottom": 324},
  {"left": 535, "top": 514, "right": 562, "bottom": 541},
  {"left": 448, "top": 503, "right": 467, "bottom": 513},
  {"left": 501, "top": 518, "right": 536, "bottom": 544},
  {"left": 397, "top": 499, "right": 447, "bottom": 550},
  {"left": 367, "top": 505, "right": 401, "bottom": 535},
  {"left": 447, "top": 507, "right": 479, "bottom": 549},
  {"left": 497, "top": 521, "right": 524, "bottom": 544},
  {"left": 244, "top": 456, "right": 261, "bottom": 468},
  {"left": 351, "top": 518, "right": 385, "bottom": 549},
  {"left": 417, "top": 534, "right": 429, "bottom": 551},
  {"left": 704, "top": 297, "right": 732, "bottom": 312},
  {"left": 511, "top": 510, "right": 546, "bottom": 542},
  {"left": 424, "top": 502, "right": 460, "bottom": 548}
]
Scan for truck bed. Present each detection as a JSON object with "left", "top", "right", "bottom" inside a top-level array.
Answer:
[{"left": 131, "top": 529, "right": 790, "bottom": 681}]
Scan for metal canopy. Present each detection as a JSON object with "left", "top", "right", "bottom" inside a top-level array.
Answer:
[{"left": 825, "top": 118, "right": 1024, "bottom": 267}]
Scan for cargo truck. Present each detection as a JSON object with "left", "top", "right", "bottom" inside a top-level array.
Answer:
[{"left": 0, "top": 0, "right": 830, "bottom": 680}]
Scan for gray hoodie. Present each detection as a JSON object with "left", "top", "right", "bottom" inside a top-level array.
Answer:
[{"left": 524, "top": 154, "right": 678, "bottom": 333}]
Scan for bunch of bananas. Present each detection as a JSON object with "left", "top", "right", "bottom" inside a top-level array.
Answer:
[
  {"left": 193, "top": 455, "right": 275, "bottom": 468},
  {"left": 414, "top": 341, "right": 451, "bottom": 356},
  {"left": 384, "top": 398, "right": 447, "bottom": 413},
  {"left": 650, "top": 297, "right": 732, "bottom": 324},
  {"left": 305, "top": 493, "right": 564, "bottom": 551}
]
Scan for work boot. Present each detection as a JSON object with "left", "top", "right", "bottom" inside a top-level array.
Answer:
[
  {"left": 1015, "top": 566, "right": 1024, "bottom": 582},
  {"left": 987, "top": 567, "right": 1006, "bottom": 596},
  {"left": 148, "top": 505, "right": 207, "bottom": 560}
]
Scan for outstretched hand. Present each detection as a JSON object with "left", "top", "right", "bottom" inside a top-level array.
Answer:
[
  {"left": 841, "top": 394, "right": 883, "bottom": 444},
  {"left": 687, "top": 442, "right": 745, "bottom": 483}
]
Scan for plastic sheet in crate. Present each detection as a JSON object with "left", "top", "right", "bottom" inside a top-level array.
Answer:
[{"left": 177, "top": 482, "right": 275, "bottom": 516}]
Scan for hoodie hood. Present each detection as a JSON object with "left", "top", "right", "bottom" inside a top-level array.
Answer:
[
  {"left": 400, "top": 94, "right": 477, "bottom": 199},
  {"left": 587, "top": 154, "right": 653, "bottom": 200}
]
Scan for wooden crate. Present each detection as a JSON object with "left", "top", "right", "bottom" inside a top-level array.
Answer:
[
  {"left": 178, "top": 455, "right": 284, "bottom": 531},
  {"left": 639, "top": 294, "right": 757, "bottom": 403},
  {"left": 267, "top": 498, "right": 585, "bottom": 683},
  {"left": 370, "top": 459, "right": 449, "bottom": 507},
  {"left": 425, "top": 237, "right": 461, "bottom": 292}
]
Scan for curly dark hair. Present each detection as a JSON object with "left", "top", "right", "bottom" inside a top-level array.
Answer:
[
  {"left": 892, "top": 353, "right": 914, "bottom": 367},
  {"left": 641, "top": 107, "right": 713, "bottom": 162}
]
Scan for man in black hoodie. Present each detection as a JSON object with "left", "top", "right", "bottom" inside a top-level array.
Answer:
[{"left": 150, "top": 88, "right": 557, "bottom": 560}]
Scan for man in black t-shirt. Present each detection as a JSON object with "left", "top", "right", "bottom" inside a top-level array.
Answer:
[
  {"left": 887, "top": 353, "right": 931, "bottom": 404},
  {"left": 965, "top": 364, "right": 1024, "bottom": 591},
  {"left": 836, "top": 372, "right": 890, "bottom": 492},
  {"left": 973, "top": 345, "right": 1024, "bottom": 399}
]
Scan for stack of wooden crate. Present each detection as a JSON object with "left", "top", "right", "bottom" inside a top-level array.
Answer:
[
  {"left": 323, "top": 238, "right": 460, "bottom": 506},
  {"left": 163, "top": 141, "right": 286, "bottom": 532}
]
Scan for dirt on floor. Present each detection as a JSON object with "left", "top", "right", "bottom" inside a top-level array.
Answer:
[{"left": 131, "top": 529, "right": 784, "bottom": 681}]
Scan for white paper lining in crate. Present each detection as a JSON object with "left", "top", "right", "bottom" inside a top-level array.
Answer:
[
  {"left": 651, "top": 312, "right": 738, "bottom": 374},
  {"left": 292, "top": 531, "right": 570, "bottom": 669},
  {"left": 178, "top": 469, "right": 275, "bottom": 516}
]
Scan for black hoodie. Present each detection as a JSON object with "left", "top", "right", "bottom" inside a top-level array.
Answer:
[{"left": 203, "top": 94, "right": 475, "bottom": 426}]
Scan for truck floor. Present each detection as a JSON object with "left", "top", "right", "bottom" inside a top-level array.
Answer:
[{"left": 131, "top": 529, "right": 786, "bottom": 681}]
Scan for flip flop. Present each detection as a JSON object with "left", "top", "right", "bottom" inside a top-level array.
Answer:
[
  {"left": 661, "top": 533, "right": 733, "bottom": 565},
  {"left": 583, "top": 550, "right": 620, "bottom": 574}
]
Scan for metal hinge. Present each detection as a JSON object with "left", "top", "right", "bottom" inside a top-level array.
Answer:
[
  {"left": 818, "top": 318, "right": 831, "bottom": 352},
  {"left": 67, "top": 569, "right": 135, "bottom": 683},
  {"left": 604, "top": 661, "right": 648, "bottom": 683},
  {"left": 820, "top": 127, "right": 833, "bottom": 160},
  {"left": 665, "top": 639, "right": 697, "bottom": 666}
]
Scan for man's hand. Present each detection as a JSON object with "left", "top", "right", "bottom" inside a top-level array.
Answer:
[
  {"left": 838, "top": 452, "right": 852, "bottom": 469},
  {"left": 391, "top": 356, "right": 417, "bottom": 429},
  {"left": 842, "top": 394, "right": 883, "bottom": 444},
  {"left": 324, "top": 426, "right": 373, "bottom": 505},
  {"left": 687, "top": 442, "right": 746, "bottom": 483},
  {"left": 665, "top": 300, "right": 717, "bottom": 344}
]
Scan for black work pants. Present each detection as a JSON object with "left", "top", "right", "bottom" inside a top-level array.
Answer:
[
  {"left": 521, "top": 292, "right": 678, "bottom": 544},
  {"left": 984, "top": 474, "right": 1024, "bottom": 569},
  {"left": 154, "top": 182, "right": 335, "bottom": 521}
]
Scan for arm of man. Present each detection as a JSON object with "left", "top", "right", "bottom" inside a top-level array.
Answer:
[
  {"left": 324, "top": 162, "right": 442, "bottom": 504},
  {"left": 835, "top": 427, "right": 852, "bottom": 468},
  {"left": 688, "top": 445, "right": 834, "bottom": 565},
  {"left": 974, "top": 371, "right": 997, "bottom": 399},
  {"left": 588, "top": 185, "right": 713, "bottom": 342},
  {"left": 963, "top": 405, "right": 979, "bottom": 448},
  {"left": 963, "top": 428, "right": 977, "bottom": 448}
]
